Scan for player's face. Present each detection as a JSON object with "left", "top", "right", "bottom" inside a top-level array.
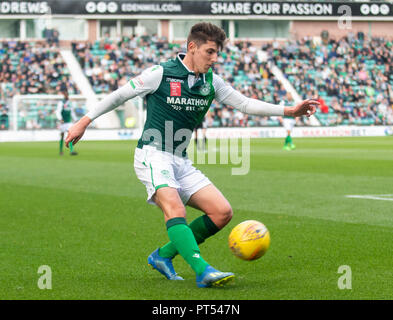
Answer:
[{"left": 192, "top": 40, "right": 219, "bottom": 74}]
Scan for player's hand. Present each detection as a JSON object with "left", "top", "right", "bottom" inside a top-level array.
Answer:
[
  {"left": 288, "top": 99, "right": 320, "bottom": 118},
  {"left": 65, "top": 116, "right": 91, "bottom": 148}
]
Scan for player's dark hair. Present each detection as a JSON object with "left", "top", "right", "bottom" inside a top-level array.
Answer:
[{"left": 187, "top": 22, "right": 227, "bottom": 51}]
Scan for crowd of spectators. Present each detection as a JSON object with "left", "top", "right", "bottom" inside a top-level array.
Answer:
[
  {"left": 0, "top": 40, "right": 80, "bottom": 130},
  {"left": 73, "top": 32, "right": 393, "bottom": 128},
  {"left": 265, "top": 33, "right": 393, "bottom": 126},
  {"left": 72, "top": 33, "right": 173, "bottom": 94},
  {"left": 1, "top": 32, "right": 393, "bottom": 130}
]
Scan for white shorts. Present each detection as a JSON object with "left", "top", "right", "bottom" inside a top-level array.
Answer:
[
  {"left": 283, "top": 118, "right": 296, "bottom": 131},
  {"left": 134, "top": 145, "right": 212, "bottom": 206},
  {"left": 60, "top": 122, "right": 73, "bottom": 133}
]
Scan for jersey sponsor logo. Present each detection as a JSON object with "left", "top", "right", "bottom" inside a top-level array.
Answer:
[
  {"left": 170, "top": 82, "right": 181, "bottom": 96},
  {"left": 166, "top": 77, "right": 184, "bottom": 83},
  {"left": 166, "top": 96, "right": 209, "bottom": 107}
]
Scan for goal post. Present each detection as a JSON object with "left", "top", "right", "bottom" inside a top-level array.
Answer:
[{"left": 10, "top": 94, "right": 144, "bottom": 131}]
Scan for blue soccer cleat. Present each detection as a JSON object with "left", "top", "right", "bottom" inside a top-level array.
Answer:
[
  {"left": 148, "top": 248, "right": 184, "bottom": 280},
  {"left": 196, "top": 265, "right": 235, "bottom": 288}
]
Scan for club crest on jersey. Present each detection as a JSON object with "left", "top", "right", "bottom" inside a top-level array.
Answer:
[
  {"left": 199, "top": 82, "right": 211, "bottom": 96},
  {"left": 170, "top": 82, "right": 181, "bottom": 96}
]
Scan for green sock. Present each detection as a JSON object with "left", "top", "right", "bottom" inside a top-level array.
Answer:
[
  {"left": 59, "top": 138, "right": 64, "bottom": 153},
  {"left": 285, "top": 135, "right": 292, "bottom": 145},
  {"left": 159, "top": 215, "right": 219, "bottom": 259},
  {"left": 165, "top": 217, "right": 209, "bottom": 276},
  {"left": 69, "top": 141, "right": 74, "bottom": 153},
  {"left": 191, "top": 215, "right": 220, "bottom": 244}
]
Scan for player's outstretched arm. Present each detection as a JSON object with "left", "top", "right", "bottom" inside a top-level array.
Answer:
[
  {"left": 213, "top": 74, "right": 319, "bottom": 117},
  {"left": 64, "top": 65, "right": 163, "bottom": 148},
  {"left": 65, "top": 116, "right": 91, "bottom": 147},
  {"left": 221, "top": 91, "right": 320, "bottom": 118}
]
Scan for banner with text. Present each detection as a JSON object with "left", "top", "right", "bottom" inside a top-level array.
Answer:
[
  {"left": 1, "top": 126, "right": 391, "bottom": 142},
  {"left": 0, "top": 1, "right": 392, "bottom": 18}
]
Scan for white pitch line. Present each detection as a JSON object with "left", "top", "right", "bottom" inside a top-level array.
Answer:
[{"left": 346, "top": 195, "right": 393, "bottom": 201}]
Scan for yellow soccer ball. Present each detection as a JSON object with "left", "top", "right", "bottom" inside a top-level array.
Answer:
[{"left": 228, "top": 220, "right": 270, "bottom": 261}]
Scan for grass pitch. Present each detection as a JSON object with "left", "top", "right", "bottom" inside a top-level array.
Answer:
[{"left": 0, "top": 137, "right": 392, "bottom": 300}]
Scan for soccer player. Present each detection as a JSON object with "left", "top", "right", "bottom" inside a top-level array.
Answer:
[
  {"left": 282, "top": 116, "right": 296, "bottom": 151},
  {"left": 65, "top": 23, "right": 318, "bottom": 288},
  {"left": 279, "top": 97, "right": 297, "bottom": 151},
  {"left": 56, "top": 90, "right": 78, "bottom": 156}
]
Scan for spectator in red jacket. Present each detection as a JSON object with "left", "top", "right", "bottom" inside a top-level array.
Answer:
[{"left": 317, "top": 95, "right": 329, "bottom": 113}]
